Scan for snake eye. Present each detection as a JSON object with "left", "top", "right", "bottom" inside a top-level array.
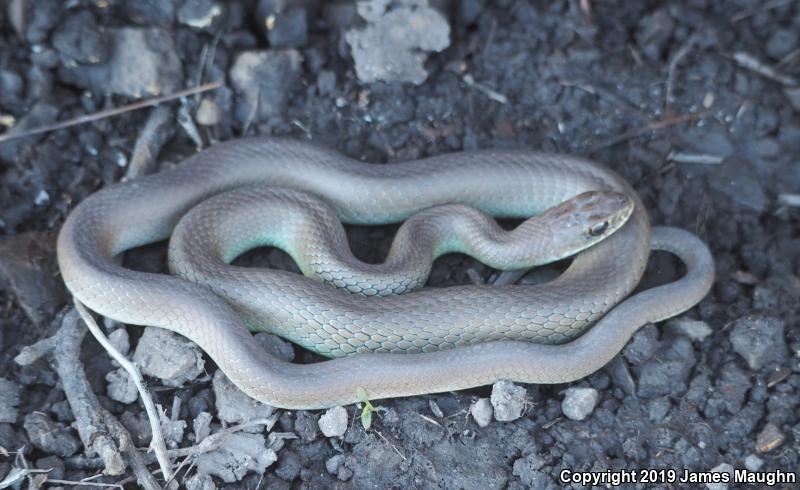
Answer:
[{"left": 589, "top": 221, "right": 609, "bottom": 237}]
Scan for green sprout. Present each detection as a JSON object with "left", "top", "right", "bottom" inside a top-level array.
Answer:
[{"left": 356, "top": 387, "right": 385, "bottom": 430}]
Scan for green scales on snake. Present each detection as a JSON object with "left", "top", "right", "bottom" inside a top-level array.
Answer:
[{"left": 57, "top": 138, "right": 714, "bottom": 409}]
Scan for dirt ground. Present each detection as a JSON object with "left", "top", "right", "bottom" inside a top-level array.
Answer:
[{"left": 1, "top": 0, "right": 799, "bottom": 488}]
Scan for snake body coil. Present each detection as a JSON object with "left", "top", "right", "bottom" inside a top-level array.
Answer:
[{"left": 57, "top": 138, "right": 714, "bottom": 409}]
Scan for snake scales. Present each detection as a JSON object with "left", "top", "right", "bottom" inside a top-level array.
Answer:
[{"left": 57, "top": 138, "right": 714, "bottom": 409}]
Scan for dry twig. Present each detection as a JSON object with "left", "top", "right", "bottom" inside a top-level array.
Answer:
[
  {"left": 0, "top": 82, "right": 221, "bottom": 145},
  {"left": 75, "top": 301, "right": 174, "bottom": 482}
]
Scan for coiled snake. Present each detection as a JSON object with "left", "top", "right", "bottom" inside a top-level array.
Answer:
[{"left": 57, "top": 138, "right": 714, "bottom": 409}]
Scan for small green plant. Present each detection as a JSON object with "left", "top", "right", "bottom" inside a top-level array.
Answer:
[{"left": 356, "top": 387, "right": 385, "bottom": 430}]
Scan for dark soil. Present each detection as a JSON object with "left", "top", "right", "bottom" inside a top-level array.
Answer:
[{"left": 1, "top": 0, "right": 799, "bottom": 489}]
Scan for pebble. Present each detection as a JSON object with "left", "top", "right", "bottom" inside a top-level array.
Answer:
[
  {"left": 212, "top": 370, "right": 276, "bottom": 425},
  {"left": 294, "top": 411, "right": 319, "bottom": 442},
  {"left": 490, "top": 381, "right": 526, "bottom": 422},
  {"left": 259, "top": 0, "right": 308, "bottom": 48},
  {"left": 744, "top": 454, "right": 763, "bottom": 471},
  {"left": 765, "top": 28, "right": 798, "bottom": 60},
  {"left": 184, "top": 471, "right": 216, "bottom": 490},
  {"left": 345, "top": 0, "right": 450, "bottom": 84},
  {"left": 229, "top": 49, "right": 302, "bottom": 126},
  {"left": 132, "top": 327, "right": 205, "bottom": 386},
  {"left": 665, "top": 318, "right": 713, "bottom": 341},
  {"left": 60, "top": 27, "right": 183, "bottom": 97},
  {"left": 35, "top": 455, "right": 64, "bottom": 480},
  {"left": 195, "top": 98, "right": 222, "bottom": 126},
  {"left": 0, "top": 102, "right": 58, "bottom": 164},
  {"left": 52, "top": 10, "right": 110, "bottom": 65},
  {"left": 196, "top": 432, "right": 277, "bottom": 483},
  {"left": 561, "top": 387, "right": 599, "bottom": 421},
  {"left": 193, "top": 411, "right": 213, "bottom": 442},
  {"left": 106, "top": 367, "right": 138, "bottom": 404},
  {"left": 22, "top": 413, "right": 80, "bottom": 457},
  {"left": 254, "top": 333, "right": 295, "bottom": 362},
  {"left": 470, "top": 398, "right": 493, "bottom": 427},
  {"left": 729, "top": 316, "right": 787, "bottom": 370},
  {"left": 178, "top": 0, "right": 223, "bottom": 30},
  {"left": 319, "top": 406, "right": 348, "bottom": 438},
  {"left": 623, "top": 324, "right": 661, "bottom": 365},
  {"left": 0, "top": 231, "right": 67, "bottom": 324},
  {"left": 706, "top": 463, "right": 733, "bottom": 490},
  {"left": 107, "top": 328, "right": 130, "bottom": 356},
  {"left": 637, "top": 337, "right": 696, "bottom": 398},
  {"left": 0, "top": 378, "right": 21, "bottom": 423},
  {"left": 755, "top": 422, "right": 785, "bottom": 453},
  {"left": 274, "top": 449, "right": 301, "bottom": 482},
  {"left": 325, "top": 454, "right": 345, "bottom": 475}
]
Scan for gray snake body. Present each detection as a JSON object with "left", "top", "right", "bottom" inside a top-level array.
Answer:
[{"left": 57, "top": 138, "right": 714, "bottom": 409}]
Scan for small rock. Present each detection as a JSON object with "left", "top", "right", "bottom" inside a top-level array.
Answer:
[
  {"left": 259, "top": 1, "right": 308, "bottom": 48},
  {"left": 637, "top": 337, "right": 696, "bottom": 398},
  {"left": 229, "top": 49, "right": 302, "bottom": 126},
  {"left": 212, "top": 370, "right": 276, "bottom": 426},
  {"left": 635, "top": 8, "right": 674, "bottom": 62},
  {"left": 178, "top": 0, "right": 223, "bottom": 30},
  {"left": 294, "top": 411, "right": 318, "bottom": 442},
  {"left": 561, "top": 387, "right": 599, "bottom": 421},
  {"left": 319, "top": 406, "right": 348, "bottom": 438},
  {"left": 744, "top": 454, "right": 763, "bottom": 471},
  {"left": 345, "top": 0, "right": 450, "bottom": 84},
  {"left": 193, "top": 412, "right": 213, "bottom": 443},
  {"left": 706, "top": 463, "right": 733, "bottom": 490},
  {"left": 254, "top": 333, "right": 295, "bottom": 362},
  {"left": 469, "top": 398, "right": 493, "bottom": 427},
  {"left": 158, "top": 408, "right": 186, "bottom": 446},
  {"left": 107, "top": 328, "right": 130, "bottom": 356},
  {"left": 132, "top": 327, "right": 205, "bottom": 386},
  {"left": 623, "top": 324, "right": 661, "bottom": 365},
  {"left": 325, "top": 454, "right": 345, "bottom": 475},
  {"left": 0, "top": 378, "right": 21, "bottom": 423},
  {"left": 665, "top": 318, "right": 713, "bottom": 341},
  {"left": 709, "top": 158, "right": 768, "bottom": 212},
  {"left": 274, "top": 450, "right": 301, "bottom": 482},
  {"left": 755, "top": 422, "right": 785, "bottom": 453},
  {"left": 120, "top": 411, "right": 152, "bottom": 447},
  {"left": 338, "top": 465, "right": 354, "bottom": 481},
  {"left": 0, "top": 232, "right": 67, "bottom": 324},
  {"left": 185, "top": 471, "right": 216, "bottom": 490},
  {"left": 106, "top": 368, "right": 138, "bottom": 404},
  {"left": 766, "top": 28, "right": 798, "bottom": 60},
  {"left": 490, "top": 381, "right": 526, "bottom": 422},
  {"left": 195, "top": 98, "right": 222, "bottom": 126},
  {"left": 729, "top": 316, "right": 787, "bottom": 370},
  {"left": 35, "top": 455, "right": 65, "bottom": 480},
  {"left": 196, "top": 432, "right": 277, "bottom": 483},
  {"left": 23, "top": 413, "right": 80, "bottom": 457},
  {"left": 60, "top": 27, "right": 183, "bottom": 97},
  {"left": 52, "top": 10, "right": 110, "bottom": 65},
  {"left": 512, "top": 453, "right": 551, "bottom": 488},
  {"left": 317, "top": 70, "right": 337, "bottom": 96}
]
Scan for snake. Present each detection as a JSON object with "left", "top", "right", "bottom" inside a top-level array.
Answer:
[{"left": 56, "top": 138, "right": 714, "bottom": 409}]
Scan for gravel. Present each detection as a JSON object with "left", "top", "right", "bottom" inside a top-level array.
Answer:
[
  {"left": 318, "top": 406, "right": 348, "bottom": 438},
  {"left": 561, "top": 387, "right": 599, "bottom": 421},
  {"left": 490, "top": 381, "right": 527, "bottom": 422}
]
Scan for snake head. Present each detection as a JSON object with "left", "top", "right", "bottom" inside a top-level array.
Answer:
[{"left": 542, "top": 190, "right": 634, "bottom": 258}]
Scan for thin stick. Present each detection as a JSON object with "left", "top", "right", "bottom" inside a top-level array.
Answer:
[
  {"left": 0, "top": 82, "right": 222, "bottom": 144},
  {"left": 74, "top": 301, "right": 175, "bottom": 482},
  {"left": 46, "top": 479, "right": 124, "bottom": 489}
]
